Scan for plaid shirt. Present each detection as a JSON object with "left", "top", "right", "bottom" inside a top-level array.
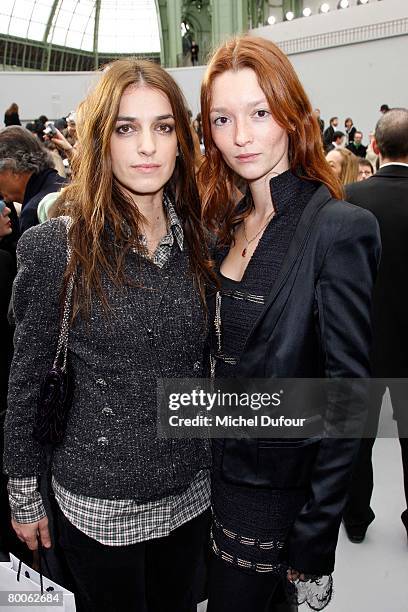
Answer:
[
  {"left": 8, "top": 196, "right": 211, "bottom": 544},
  {"left": 138, "top": 193, "right": 184, "bottom": 267},
  {"left": 8, "top": 472, "right": 210, "bottom": 545}
]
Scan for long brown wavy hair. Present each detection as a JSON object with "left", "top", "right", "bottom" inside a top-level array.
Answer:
[
  {"left": 198, "top": 36, "right": 343, "bottom": 244},
  {"left": 327, "top": 148, "right": 359, "bottom": 185},
  {"left": 58, "top": 59, "right": 215, "bottom": 316}
]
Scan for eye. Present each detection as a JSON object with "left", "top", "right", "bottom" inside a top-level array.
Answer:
[
  {"left": 254, "top": 110, "right": 270, "bottom": 119},
  {"left": 156, "top": 123, "right": 174, "bottom": 134},
  {"left": 213, "top": 116, "right": 230, "bottom": 126},
  {"left": 115, "top": 124, "right": 134, "bottom": 135}
]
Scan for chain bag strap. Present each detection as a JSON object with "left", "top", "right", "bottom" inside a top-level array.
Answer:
[
  {"left": 52, "top": 246, "right": 74, "bottom": 372},
  {"left": 33, "top": 218, "right": 75, "bottom": 446}
]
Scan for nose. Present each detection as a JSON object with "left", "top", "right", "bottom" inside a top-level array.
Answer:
[
  {"left": 234, "top": 117, "right": 253, "bottom": 147},
  {"left": 138, "top": 128, "right": 156, "bottom": 157}
]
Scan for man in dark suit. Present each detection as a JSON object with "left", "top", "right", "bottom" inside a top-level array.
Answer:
[
  {"left": 0, "top": 126, "right": 66, "bottom": 234},
  {"left": 314, "top": 108, "right": 324, "bottom": 135},
  {"left": 325, "top": 130, "right": 345, "bottom": 153},
  {"left": 343, "top": 107, "right": 408, "bottom": 542},
  {"left": 323, "top": 116, "right": 339, "bottom": 152}
]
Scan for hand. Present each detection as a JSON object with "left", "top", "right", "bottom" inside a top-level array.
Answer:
[
  {"left": 11, "top": 516, "right": 52, "bottom": 551},
  {"left": 287, "top": 568, "right": 306, "bottom": 582},
  {"left": 44, "top": 128, "right": 73, "bottom": 154}
]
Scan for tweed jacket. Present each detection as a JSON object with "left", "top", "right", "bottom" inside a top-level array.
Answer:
[{"left": 4, "top": 216, "right": 210, "bottom": 501}]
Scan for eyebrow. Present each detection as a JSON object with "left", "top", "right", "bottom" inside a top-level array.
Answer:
[
  {"left": 210, "top": 99, "right": 268, "bottom": 113},
  {"left": 116, "top": 114, "right": 175, "bottom": 121}
]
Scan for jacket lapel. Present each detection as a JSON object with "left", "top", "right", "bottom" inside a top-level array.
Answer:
[{"left": 238, "top": 184, "right": 332, "bottom": 359}]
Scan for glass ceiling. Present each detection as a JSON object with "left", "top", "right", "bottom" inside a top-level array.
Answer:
[{"left": 0, "top": 0, "right": 161, "bottom": 54}]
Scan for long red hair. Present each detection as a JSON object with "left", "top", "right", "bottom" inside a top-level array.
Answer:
[{"left": 198, "top": 36, "right": 342, "bottom": 243}]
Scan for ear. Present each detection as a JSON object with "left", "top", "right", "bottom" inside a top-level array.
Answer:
[{"left": 372, "top": 139, "right": 380, "bottom": 155}]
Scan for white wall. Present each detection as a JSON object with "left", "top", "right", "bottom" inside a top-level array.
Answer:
[
  {"left": 0, "top": 66, "right": 206, "bottom": 123},
  {"left": 0, "top": 71, "right": 101, "bottom": 123},
  {"left": 287, "top": 34, "right": 408, "bottom": 139}
]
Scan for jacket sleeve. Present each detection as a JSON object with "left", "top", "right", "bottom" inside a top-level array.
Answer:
[
  {"left": 286, "top": 205, "right": 381, "bottom": 575},
  {"left": 3, "top": 219, "right": 68, "bottom": 478}
]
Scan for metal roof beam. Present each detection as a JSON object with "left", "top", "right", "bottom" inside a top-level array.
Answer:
[{"left": 93, "top": 0, "right": 101, "bottom": 69}]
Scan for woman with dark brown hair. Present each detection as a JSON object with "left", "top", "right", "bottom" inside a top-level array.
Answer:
[
  {"left": 198, "top": 36, "right": 381, "bottom": 611},
  {"left": 4, "top": 103, "right": 21, "bottom": 126},
  {"left": 4, "top": 59, "right": 215, "bottom": 612},
  {"left": 344, "top": 117, "right": 357, "bottom": 145}
]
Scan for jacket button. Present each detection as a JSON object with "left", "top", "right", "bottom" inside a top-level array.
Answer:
[
  {"left": 97, "top": 436, "right": 109, "bottom": 446},
  {"left": 193, "top": 361, "right": 201, "bottom": 372},
  {"left": 102, "top": 407, "right": 113, "bottom": 415},
  {"left": 96, "top": 378, "right": 107, "bottom": 386}
]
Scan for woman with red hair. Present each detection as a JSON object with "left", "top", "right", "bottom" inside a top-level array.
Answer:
[{"left": 199, "top": 36, "right": 381, "bottom": 611}]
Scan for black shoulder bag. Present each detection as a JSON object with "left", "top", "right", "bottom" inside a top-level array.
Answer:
[{"left": 32, "top": 221, "right": 74, "bottom": 446}]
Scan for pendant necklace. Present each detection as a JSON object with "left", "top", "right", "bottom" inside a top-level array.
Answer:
[{"left": 241, "top": 210, "right": 275, "bottom": 257}]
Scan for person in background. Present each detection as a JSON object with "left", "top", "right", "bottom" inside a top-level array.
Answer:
[
  {"left": 344, "top": 107, "right": 408, "bottom": 544},
  {"left": 347, "top": 131, "right": 367, "bottom": 158},
  {"left": 65, "top": 112, "right": 77, "bottom": 147},
  {"left": 0, "top": 199, "right": 22, "bottom": 563},
  {"left": 344, "top": 117, "right": 356, "bottom": 145},
  {"left": 54, "top": 115, "right": 68, "bottom": 132},
  {"left": 325, "top": 130, "right": 345, "bottom": 153},
  {"left": 199, "top": 34, "right": 380, "bottom": 612},
  {"left": 314, "top": 109, "right": 324, "bottom": 135},
  {"left": 380, "top": 104, "right": 390, "bottom": 114},
  {"left": 366, "top": 132, "right": 378, "bottom": 169},
  {"left": 191, "top": 40, "right": 199, "bottom": 66},
  {"left": 4, "top": 58, "right": 215, "bottom": 612},
  {"left": 33, "top": 115, "right": 48, "bottom": 142},
  {"left": 44, "top": 124, "right": 77, "bottom": 176},
  {"left": 326, "top": 148, "right": 359, "bottom": 185},
  {"left": 4, "top": 103, "right": 21, "bottom": 127},
  {"left": 0, "top": 126, "right": 66, "bottom": 233},
  {"left": 323, "top": 116, "right": 339, "bottom": 151},
  {"left": 187, "top": 110, "right": 204, "bottom": 171},
  {"left": 193, "top": 113, "right": 203, "bottom": 145},
  {"left": 357, "top": 159, "right": 374, "bottom": 181},
  {"left": 42, "top": 136, "right": 67, "bottom": 178}
]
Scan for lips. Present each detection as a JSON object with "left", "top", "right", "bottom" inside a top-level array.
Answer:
[
  {"left": 132, "top": 164, "right": 161, "bottom": 169},
  {"left": 235, "top": 153, "right": 260, "bottom": 162},
  {"left": 131, "top": 163, "right": 161, "bottom": 174}
]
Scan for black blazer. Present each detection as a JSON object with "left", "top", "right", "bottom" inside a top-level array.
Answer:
[
  {"left": 323, "top": 125, "right": 335, "bottom": 148},
  {"left": 346, "top": 126, "right": 357, "bottom": 144},
  {"left": 346, "top": 164, "right": 408, "bottom": 376},
  {"left": 214, "top": 184, "right": 381, "bottom": 574}
]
